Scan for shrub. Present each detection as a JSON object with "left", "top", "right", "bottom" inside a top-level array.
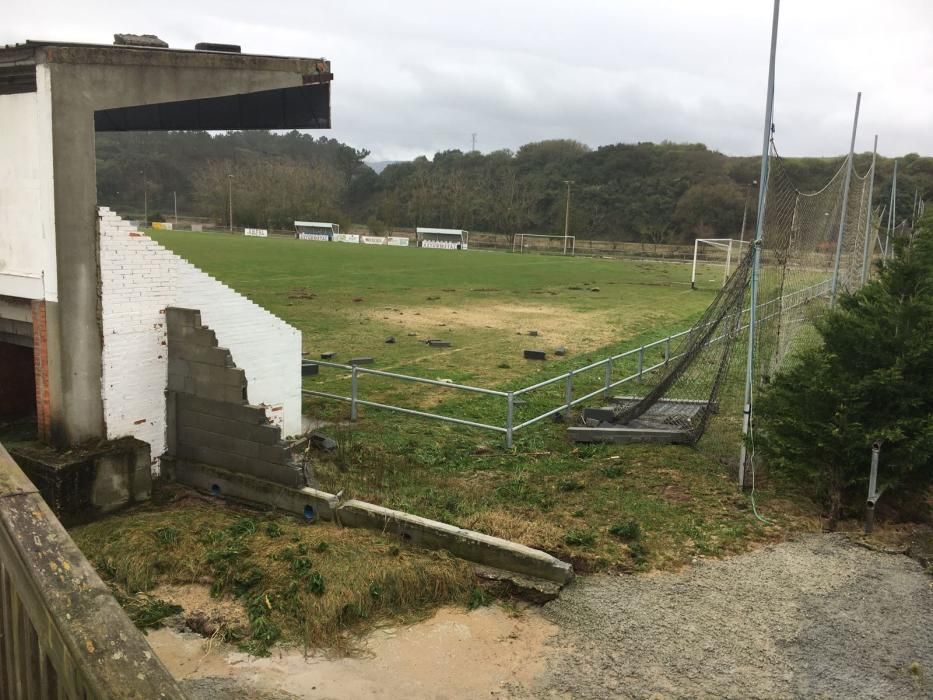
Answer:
[{"left": 757, "top": 220, "right": 933, "bottom": 526}]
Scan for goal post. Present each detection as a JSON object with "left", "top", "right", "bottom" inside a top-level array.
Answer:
[
  {"left": 512, "top": 233, "right": 576, "bottom": 256},
  {"left": 691, "top": 238, "right": 745, "bottom": 289}
]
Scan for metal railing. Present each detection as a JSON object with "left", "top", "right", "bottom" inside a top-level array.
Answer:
[{"left": 302, "top": 279, "right": 832, "bottom": 448}]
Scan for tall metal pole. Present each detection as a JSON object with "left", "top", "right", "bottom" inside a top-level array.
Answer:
[
  {"left": 563, "top": 180, "right": 573, "bottom": 255},
  {"left": 739, "top": 180, "right": 758, "bottom": 244},
  {"left": 227, "top": 174, "right": 234, "bottom": 232},
  {"left": 860, "top": 135, "right": 878, "bottom": 284},
  {"left": 885, "top": 160, "right": 897, "bottom": 259},
  {"left": 144, "top": 186, "right": 148, "bottom": 226},
  {"left": 738, "top": 0, "right": 780, "bottom": 489},
  {"left": 173, "top": 191, "right": 178, "bottom": 227},
  {"left": 829, "top": 92, "right": 861, "bottom": 308}
]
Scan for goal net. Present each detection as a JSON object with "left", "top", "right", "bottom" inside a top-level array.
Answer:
[
  {"left": 690, "top": 238, "right": 746, "bottom": 289},
  {"left": 512, "top": 233, "right": 576, "bottom": 256}
]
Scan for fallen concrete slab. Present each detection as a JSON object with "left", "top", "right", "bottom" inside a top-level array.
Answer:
[
  {"left": 349, "top": 357, "right": 375, "bottom": 365},
  {"left": 171, "top": 460, "right": 575, "bottom": 587},
  {"left": 337, "top": 499, "right": 573, "bottom": 585},
  {"left": 170, "top": 459, "right": 339, "bottom": 522},
  {"left": 568, "top": 426, "right": 692, "bottom": 444}
]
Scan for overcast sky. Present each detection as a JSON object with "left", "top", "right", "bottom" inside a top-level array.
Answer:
[{"left": 5, "top": 1, "right": 932, "bottom": 162}]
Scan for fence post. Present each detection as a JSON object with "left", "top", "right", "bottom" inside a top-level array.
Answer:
[
  {"left": 664, "top": 336, "right": 672, "bottom": 366},
  {"left": 603, "top": 358, "right": 612, "bottom": 397},
  {"left": 506, "top": 392, "right": 514, "bottom": 449},
  {"left": 564, "top": 370, "right": 574, "bottom": 418},
  {"left": 350, "top": 366, "right": 359, "bottom": 421},
  {"left": 865, "top": 441, "right": 882, "bottom": 534},
  {"left": 637, "top": 345, "right": 645, "bottom": 381}
]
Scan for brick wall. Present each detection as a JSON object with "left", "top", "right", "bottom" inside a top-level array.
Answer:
[
  {"left": 31, "top": 301, "right": 51, "bottom": 440},
  {"left": 166, "top": 308, "right": 305, "bottom": 488},
  {"left": 98, "top": 208, "right": 302, "bottom": 473}
]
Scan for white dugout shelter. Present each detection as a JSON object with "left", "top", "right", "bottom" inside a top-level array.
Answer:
[{"left": 416, "top": 227, "right": 468, "bottom": 250}]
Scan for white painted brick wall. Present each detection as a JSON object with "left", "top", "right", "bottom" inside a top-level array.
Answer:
[{"left": 98, "top": 208, "right": 302, "bottom": 472}]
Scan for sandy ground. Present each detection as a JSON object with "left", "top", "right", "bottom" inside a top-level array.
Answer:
[
  {"left": 150, "top": 605, "right": 559, "bottom": 700},
  {"left": 151, "top": 534, "right": 933, "bottom": 699}
]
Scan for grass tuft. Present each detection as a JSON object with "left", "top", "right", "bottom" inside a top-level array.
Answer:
[{"left": 71, "top": 487, "right": 475, "bottom": 655}]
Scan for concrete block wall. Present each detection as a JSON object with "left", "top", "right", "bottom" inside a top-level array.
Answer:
[
  {"left": 166, "top": 307, "right": 305, "bottom": 488},
  {"left": 98, "top": 207, "right": 302, "bottom": 472}
]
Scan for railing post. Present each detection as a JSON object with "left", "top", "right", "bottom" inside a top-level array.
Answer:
[
  {"left": 664, "top": 336, "right": 672, "bottom": 366},
  {"left": 506, "top": 392, "right": 514, "bottom": 448},
  {"left": 564, "top": 370, "right": 574, "bottom": 418},
  {"left": 637, "top": 345, "right": 645, "bottom": 381},
  {"left": 603, "top": 358, "right": 612, "bottom": 397},
  {"left": 350, "top": 366, "right": 358, "bottom": 421}
]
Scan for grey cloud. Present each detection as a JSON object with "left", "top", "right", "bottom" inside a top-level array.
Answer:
[{"left": 4, "top": 0, "right": 932, "bottom": 161}]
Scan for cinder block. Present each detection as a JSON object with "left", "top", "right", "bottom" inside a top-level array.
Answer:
[
  {"left": 581, "top": 406, "right": 617, "bottom": 423},
  {"left": 165, "top": 306, "right": 201, "bottom": 327},
  {"left": 176, "top": 394, "right": 269, "bottom": 425},
  {"left": 349, "top": 357, "right": 375, "bottom": 365},
  {"left": 524, "top": 349, "right": 547, "bottom": 360},
  {"left": 301, "top": 362, "right": 319, "bottom": 376},
  {"left": 176, "top": 444, "right": 304, "bottom": 487}
]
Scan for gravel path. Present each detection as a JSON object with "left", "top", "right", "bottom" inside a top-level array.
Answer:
[{"left": 533, "top": 534, "right": 932, "bottom": 699}]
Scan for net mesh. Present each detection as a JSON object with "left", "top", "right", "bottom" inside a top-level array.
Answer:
[{"left": 602, "top": 141, "right": 874, "bottom": 450}]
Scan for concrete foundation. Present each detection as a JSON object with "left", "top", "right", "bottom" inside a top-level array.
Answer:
[{"left": 9, "top": 438, "right": 151, "bottom": 526}]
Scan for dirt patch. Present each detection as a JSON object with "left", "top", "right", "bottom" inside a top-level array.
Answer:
[
  {"left": 149, "top": 604, "right": 560, "bottom": 699},
  {"left": 152, "top": 583, "right": 248, "bottom": 636},
  {"left": 368, "top": 303, "right": 623, "bottom": 351}
]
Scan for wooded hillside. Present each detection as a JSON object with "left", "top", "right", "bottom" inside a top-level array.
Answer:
[{"left": 96, "top": 131, "right": 932, "bottom": 243}]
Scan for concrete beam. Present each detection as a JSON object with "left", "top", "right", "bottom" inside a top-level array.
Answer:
[
  {"left": 568, "top": 426, "right": 692, "bottom": 444},
  {"left": 336, "top": 500, "right": 574, "bottom": 585},
  {"left": 171, "top": 459, "right": 337, "bottom": 522}
]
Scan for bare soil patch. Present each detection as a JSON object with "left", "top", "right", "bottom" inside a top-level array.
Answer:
[{"left": 368, "top": 302, "right": 622, "bottom": 351}]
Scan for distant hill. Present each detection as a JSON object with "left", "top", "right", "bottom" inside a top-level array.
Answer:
[{"left": 95, "top": 131, "right": 932, "bottom": 242}]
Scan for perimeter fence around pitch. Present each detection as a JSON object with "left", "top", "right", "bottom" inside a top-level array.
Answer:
[{"left": 301, "top": 279, "right": 830, "bottom": 447}]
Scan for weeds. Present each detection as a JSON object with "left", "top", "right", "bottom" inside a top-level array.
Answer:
[
  {"left": 72, "top": 489, "right": 475, "bottom": 655},
  {"left": 564, "top": 529, "right": 597, "bottom": 547}
]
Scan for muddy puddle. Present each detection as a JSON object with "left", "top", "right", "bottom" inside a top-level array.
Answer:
[{"left": 147, "top": 604, "right": 561, "bottom": 699}]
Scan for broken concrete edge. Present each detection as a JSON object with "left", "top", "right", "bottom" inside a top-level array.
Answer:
[
  {"left": 567, "top": 426, "right": 692, "bottom": 444},
  {"left": 168, "top": 459, "right": 574, "bottom": 586},
  {"left": 337, "top": 499, "right": 574, "bottom": 585}
]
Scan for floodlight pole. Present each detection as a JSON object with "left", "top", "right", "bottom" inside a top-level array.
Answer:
[
  {"left": 227, "top": 174, "right": 234, "bottom": 232},
  {"left": 739, "top": 180, "right": 758, "bottom": 244},
  {"left": 563, "top": 180, "right": 573, "bottom": 255},
  {"left": 738, "top": 0, "right": 779, "bottom": 489},
  {"left": 174, "top": 190, "right": 178, "bottom": 227},
  {"left": 885, "top": 160, "right": 897, "bottom": 259},
  {"left": 860, "top": 135, "right": 878, "bottom": 284},
  {"left": 830, "top": 92, "right": 861, "bottom": 308}
]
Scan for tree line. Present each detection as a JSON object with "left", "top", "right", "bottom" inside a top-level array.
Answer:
[{"left": 95, "top": 131, "right": 932, "bottom": 243}]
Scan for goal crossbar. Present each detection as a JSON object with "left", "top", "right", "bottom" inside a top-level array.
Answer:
[
  {"left": 512, "top": 233, "right": 576, "bottom": 256},
  {"left": 691, "top": 238, "right": 745, "bottom": 289}
]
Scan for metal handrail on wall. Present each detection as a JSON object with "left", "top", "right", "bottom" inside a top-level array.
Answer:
[{"left": 302, "top": 279, "right": 832, "bottom": 448}]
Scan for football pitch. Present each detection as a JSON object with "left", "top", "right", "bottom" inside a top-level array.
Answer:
[
  {"left": 149, "top": 229, "right": 720, "bottom": 395},
  {"left": 148, "top": 229, "right": 803, "bottom": 572}
]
